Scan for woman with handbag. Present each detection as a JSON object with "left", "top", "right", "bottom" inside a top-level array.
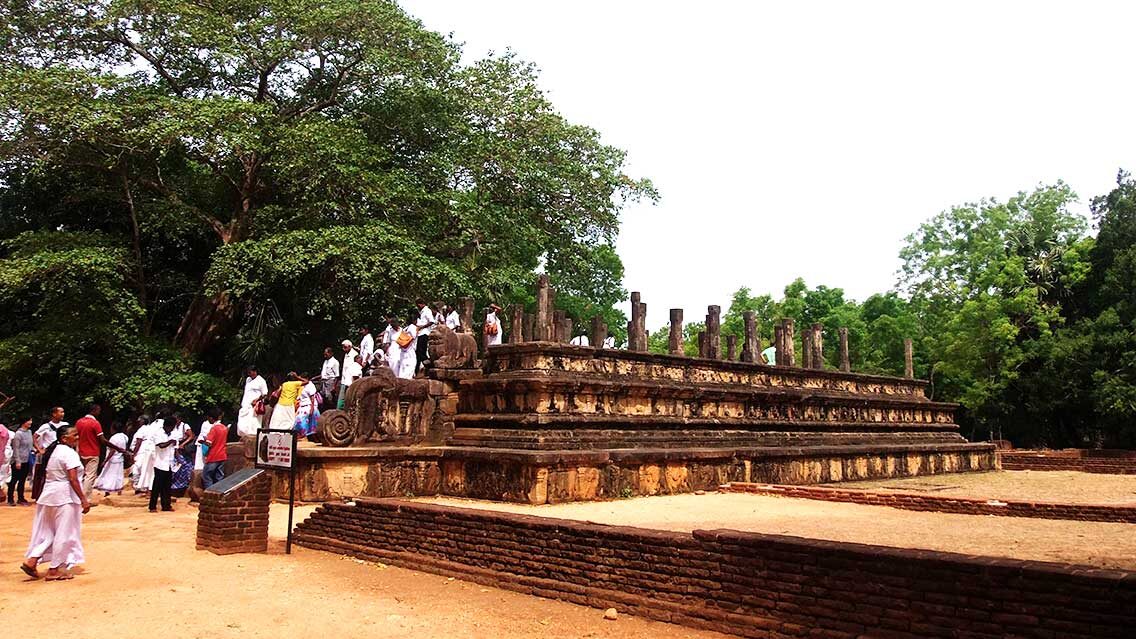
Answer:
[
  {"left": 268, "top": 372, "right": 304, "bottom": 430},
  {"left": 21, "top": 424, "right": 89, "bottom": 580},
  {"left": 389, "top": 314, "right": 418, "bottom": 380}
]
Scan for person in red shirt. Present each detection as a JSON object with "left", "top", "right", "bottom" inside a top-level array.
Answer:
[
  {"left": 75, "top": 404, "right": 130, "bottom": 501},
  {"left": 201, "top": 407, "right": 229, "bottom": 489}
]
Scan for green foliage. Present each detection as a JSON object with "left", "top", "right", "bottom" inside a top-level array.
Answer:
[{"left": 0, "top": 0, "right": 652, "bottom": 415}]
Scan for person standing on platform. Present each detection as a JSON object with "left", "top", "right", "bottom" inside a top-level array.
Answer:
[
  {"left": 358, "top": 327, "right": 375, "bottom": 376},
  {"left": 236, "top": 365, "right": 268, "bottom": 437},
  {"left": 319, "top": 347, "right": 340, "bottom": 407},
  {"left": 22, "top": 424, "right": 88, "bottom": 580},
  {"left": 444, "top": 303, "right": 461, "bottom": 331},
  {"left": 339, "top": 340, "right": 362, "bottom": 409},
  {"left": 269, "top": 373, "right": 304, "bottom": 430},
  {"left": 295, "top": 374, "right": 321, "bottom": 439},
  {"left": 761, "top": 344, "right": 777, "bottom": 366},
  {"left": 390, "top": 315, "right": 418, "bottom": 379},
  {"left": 379, "top": 316, "right": 397, "bottom": 352},
  {"left": 7, "top": 418, "right": 33, "bottom": 505},
  {"left": 570, "top": 334, "right": 590, "bottom": 346},
  {"left": 484, "top": 304, "right": 503, "bottom": 347},
  {"left": 414, "top": 299, "right": 435, "bottom": 372},
  {"left": 75, "top": 404, "right": 130, "bottom": 500},
  {"left": 148, "top": 420, "right": 178, "bottom": 512}
]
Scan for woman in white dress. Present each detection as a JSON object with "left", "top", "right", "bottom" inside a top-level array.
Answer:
[
  {"left": 389, "top": 316, "right": 417, "bottom": 380},
  {"left": 94, "top": 424, "right": 129, "bottom": 495},
  {"left": 21, "top": 425, "right": 89, "bottom": 580},
  {"left": 130, "top": 416, "right": 161, "bottom": 495},
  {"left": 484, "top": 304, "right": 503, "bottom": 346}
]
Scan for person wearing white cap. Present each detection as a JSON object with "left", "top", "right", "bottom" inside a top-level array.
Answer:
[{"left": 339, "top": 340, "right": 362, "bottom": 409}]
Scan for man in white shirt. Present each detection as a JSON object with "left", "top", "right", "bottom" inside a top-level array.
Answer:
[
  {"left": 148, "top": 420, "right": 179, "bottom": 512},
  {"left": 34, "top": 407, "right": 68, "bottom": 456},
  {"left": 414, "top": 299, "right": 435, "bottom": 372},
  {"left": 236, "top": 365, "right": 269, "bottom": 437},
  {"left": 358, "top": 327, "right": 375, "bottom": 375},
  {"left": 340, "top": 339, "right": 363, "bottom": 409},
  {"left": 570, "top": 334, "right": 590, "bottom": 346},
  {"left": 444, "top": 303, "right": 461, "bottom": 331},
  {"left": 320, "top": 346, "right": 340, "bottom": 406}
]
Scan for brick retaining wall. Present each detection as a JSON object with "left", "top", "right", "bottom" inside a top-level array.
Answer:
[
  {"left": 720, "top": 482, "right": 1136, "bottom": 523},
  {"left": 293, "top": 499, "right": 1135, "bottom": 639},
  {"left": 1000, "top": 451, "right": 1136, "bottom": 475}
]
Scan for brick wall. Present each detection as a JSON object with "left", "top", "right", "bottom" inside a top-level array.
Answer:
[
  {"left": 720, "top": 482, "right": 1136, "bottom": 523},
  {"left": 294, "top": 499, "right": 1135, "bottom": 639},
  {"left": 196, "top": 468, "right": 271, "bottom": 555},
  {"left": 1000, "top": 451, "right": 1136, "bottom": 475}
]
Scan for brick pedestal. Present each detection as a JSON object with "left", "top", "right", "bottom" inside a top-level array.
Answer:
[{"left": 196, "top": 468, "right": 271, "bottom": 555}]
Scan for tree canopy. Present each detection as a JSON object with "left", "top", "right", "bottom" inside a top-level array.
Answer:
[{"left": 0, "top": 0, "right": 654, "bottom": 416}]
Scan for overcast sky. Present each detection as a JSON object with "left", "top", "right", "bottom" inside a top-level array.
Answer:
[{"left": 401, "top": 1, "right": 1136, "bottom": 329}]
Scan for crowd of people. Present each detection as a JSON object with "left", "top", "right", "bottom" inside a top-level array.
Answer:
[
  {"left": 6, "top": 403, "right": 231, "bottom": 580},
  {"left": 234, "top": 299, "right": 502, "bottom": 437}
]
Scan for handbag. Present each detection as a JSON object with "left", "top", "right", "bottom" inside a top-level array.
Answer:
[
  {"left": 396, "top": 330, "right": 414, "bottom": 348},
  {"left": 484, "top": 321, "right": 498, "bottom": 336}
]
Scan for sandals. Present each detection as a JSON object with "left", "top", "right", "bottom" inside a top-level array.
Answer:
[
  {"left": 20, "top": 563, "right": 39, "bottom": 579},
  {"left": 44, "top": 570, "right": 74, "bottom": 581}
]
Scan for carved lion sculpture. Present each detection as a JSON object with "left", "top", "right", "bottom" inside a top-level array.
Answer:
[{"left": 428, "top": 324, "right": 478, "bottom": 369}]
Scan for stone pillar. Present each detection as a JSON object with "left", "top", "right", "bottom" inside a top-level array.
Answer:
[
  {"left": 773, "top": 324, "right": 784, "bottom": 365},
  {"left": 590, "top": 316, "right": 607, "bottom": 348},
  {"left": 668, "top": 309, "right": 684, "bottom": 356},
  {"left": 553, "top": 310, "right": 567, "bottom": 342},
  {"left": 741, "top": 311, "right": 759, "bottom": 363},
  {"left": 196, "top": 468, "right": 270, "bottom": 555},
  {"left": 629, "top": 292, "right": 643, "bottom": 351},
  {"left": 801, "top": 330, "right": 813, "bottom": 369},
  {"left": 459, "top": 297, "right": 474, "bottom": 335},
  {"left": 697, "top": 331, "right": 706, "bottom": 358},
  {"left": 509, "top": 305, "right": 525, "bottom": 344},
  {"left": 839, "top": 327, "right": 850, "bottom": 372},
  {"left": 524, "top": 313, "right": 536, "bottom": 344},
  {"left": 562, "top": 318, "right": 574, "bottom": 344},
  {"left": 904, "top": 338, "right": 914, "bottom": 379},
  {"left": 534, "top": 275, "right": 552, "bottom": 341},
  {"left": 783, "top": 319, "right": 796, "bottom": 367},
  {"left": 726, "top": 335, "right": 737, "bottom": 361},
  {"left": 705, "top": 305, "right": 721, "bottom": 359},
  {"left": 811, "top": 323, "right": 824, "bottom": 370}
]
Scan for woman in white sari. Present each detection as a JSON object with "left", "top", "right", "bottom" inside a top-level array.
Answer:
[
  {"left": 294, "top": 376, "right": 321, "bottom": 439},
  {"left": 130, "top": 416, "right": 161, "bottom": 495},
  {"left": 388, "top": 315, "right": 417, "bottom": 380},
  {"left": 95, "top": 424, "right": 129, "bottom": 495},
  {"left": 21, "top": 425, "right": 89, "bottom": 580}
]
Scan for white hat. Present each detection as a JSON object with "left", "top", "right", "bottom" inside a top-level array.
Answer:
[{"left": 341, "top": 339, "right": 352, "bottom": 347}]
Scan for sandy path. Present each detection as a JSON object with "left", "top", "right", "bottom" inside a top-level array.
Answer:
[
  {"left": 418, "top": 492, "right": 1136, "bottom": 570},
  {"left": 831, "top": 469, "right": 1136, "bottom": 504},
  {"left": 0, "top": 500, "right": 724, "bottom": 639}
]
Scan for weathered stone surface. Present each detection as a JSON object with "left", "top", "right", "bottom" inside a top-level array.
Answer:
[
  {"left": 705, "top": 305, "right": 721, "bottom": 360},
  {"left": 839, "top": 326, "right": 850, "bottom": 372},
  {"left": 741, "top": 311, "right": 759, "bottom": 363},
  {"left": 668, "top": 308, "right": 683, "bottom": 356},
  {"left": 904, "top": 338, "right": 914, "bottom": 379}
]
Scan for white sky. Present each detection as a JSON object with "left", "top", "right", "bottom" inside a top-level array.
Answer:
[{"left": 401, "top": 1, "right": 1136, "bottom": 329}]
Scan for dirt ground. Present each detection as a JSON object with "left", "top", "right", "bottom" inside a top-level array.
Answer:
[
  {"left": 0, "top": 499, "right": 725, "bottom": 639},
  {"left": 419, "top": 491, "right": 1136, "bottom": 570},
  {"left": 831, "top": 469, "right": 1136, "bottom": 504}
]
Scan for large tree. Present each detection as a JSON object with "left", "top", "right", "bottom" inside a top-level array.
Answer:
[{"left": 0, "top": 0, "right": 653, "bottom": 414}]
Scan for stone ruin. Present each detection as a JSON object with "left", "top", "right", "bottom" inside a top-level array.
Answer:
[{"left": 296, "top": 276, "right": 997, "bottom": 503}]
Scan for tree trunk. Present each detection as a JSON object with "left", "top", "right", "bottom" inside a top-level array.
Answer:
[{"left": 175, "top": 290, "right": 240, "bottom": 356}]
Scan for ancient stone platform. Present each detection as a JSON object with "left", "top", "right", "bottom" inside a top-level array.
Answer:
[{"left": 290, "top": 342, "right": 996, "bottom": 504}]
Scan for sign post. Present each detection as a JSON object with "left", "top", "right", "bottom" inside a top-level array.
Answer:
[{"left": 254, "top": 428, "right": 298, "bottom": 554}]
